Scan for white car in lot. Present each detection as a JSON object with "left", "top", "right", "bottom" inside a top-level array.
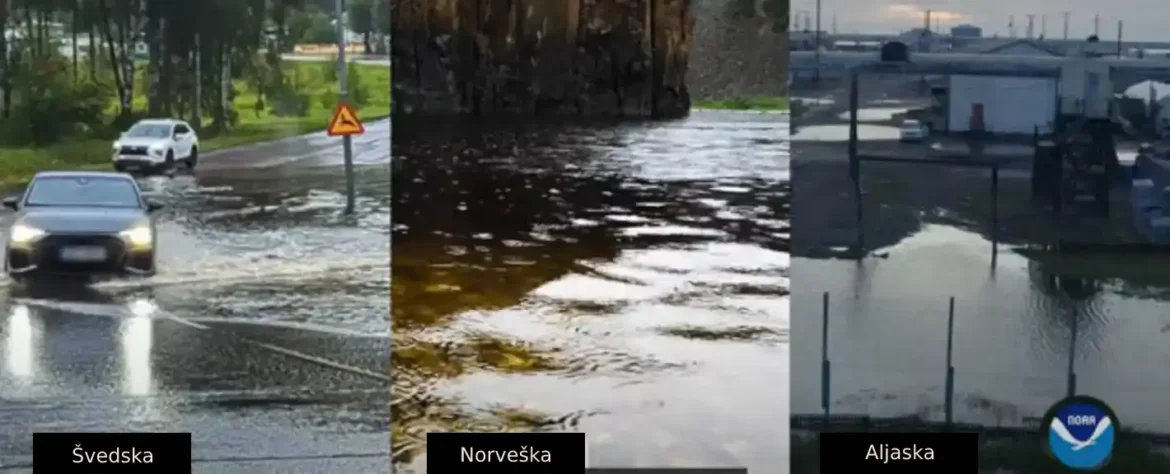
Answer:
[
  {"left": 112, "top": 119, "right": 199, "bottom": 173},
  {"left": 899, "top": 119, "right": 929, "bottom": 142}
]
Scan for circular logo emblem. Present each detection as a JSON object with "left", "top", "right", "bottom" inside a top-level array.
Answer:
[{"left": 1042, "top": 395, "right": 1118, "bottom": 471}]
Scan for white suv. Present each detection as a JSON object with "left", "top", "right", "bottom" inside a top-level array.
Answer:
[{"left": 112, "top": 119, "right": 200, "bottom": 172}]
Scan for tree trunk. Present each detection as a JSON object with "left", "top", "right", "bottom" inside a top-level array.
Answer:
[
  {"left": 23, "top": 7, "right": 36, "bottom": 58},
  {"left": 116, "top": 5, "right": 138, "bottom": 117},
  {"left": 97, "top": 0, "right": 129, "bottom": 116},
  {"left": 88, "top": 26, "right": 96, "bottom": 80},
  {"left": 71, "top": 0, "right": 79, "bottom": 82},
  {"left": 192, "top": 33, "right": 201, "bottom": 129},
  {"left": 0, "top": 0, "right": 9, "bottom": 118},
  {"left": 146, "top": 2, "right": 162, "bottom": 116},
  {"left": 219, "top": 44, "right": 231, "bottom": 128}
]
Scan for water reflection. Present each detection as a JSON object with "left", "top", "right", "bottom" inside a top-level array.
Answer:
[
  {"left": 392, "top": 111, "right": 788, "bottom": 471},
  {"left": 793, "top": 225, "right": 1170, "bottom": 431},
  {"left": 121, "top": 299, "right": 156, "bottom": 396},
  {"left": 5, "top": 305, "right": 35, "bottom": 380}
]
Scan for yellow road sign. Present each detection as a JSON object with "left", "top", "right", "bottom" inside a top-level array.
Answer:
[{"left": 327, "top": 102, "right": 365, "bottom": 136}]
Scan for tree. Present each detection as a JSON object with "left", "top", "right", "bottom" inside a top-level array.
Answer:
[{"left": 349, "top": 0, "right": 374, "bottom": 54}]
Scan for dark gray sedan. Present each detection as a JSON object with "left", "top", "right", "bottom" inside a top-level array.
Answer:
[{"left": 3, "top": 171, "right": 163, "bottom": 280}]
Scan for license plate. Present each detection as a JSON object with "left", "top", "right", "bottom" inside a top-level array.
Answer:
[{"left": 59, "top": 246, "right": 107, "bottom": 262}]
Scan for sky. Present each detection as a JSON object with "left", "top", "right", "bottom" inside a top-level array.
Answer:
[{"left": 789, "top": 0, "right": 1170, "bottom": 42}]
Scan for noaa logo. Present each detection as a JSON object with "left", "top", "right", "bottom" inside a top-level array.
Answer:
[{"left": 1042, "top": 396, "right": 1118, "bottom": 470}]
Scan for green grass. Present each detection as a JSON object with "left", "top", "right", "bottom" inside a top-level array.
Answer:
[
  {"left": 0, "top": 60, "right": 390, "bottom": 186},
  {"left": 693, "top": 96, "right": 788, "bottom": 111}
]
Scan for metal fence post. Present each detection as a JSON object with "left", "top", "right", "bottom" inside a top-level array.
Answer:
[
  {"left": 1066, "top": 303, "right": 1078, "bottom": 397},
  {"left": 945, "top": 297, "right": 956, "bottom": 425},
  {"left": 990, "top": 165, "right": 999, "bottom": 264},
  {"left": 822, "top": 291, "right": 831, "bottom": 425}
]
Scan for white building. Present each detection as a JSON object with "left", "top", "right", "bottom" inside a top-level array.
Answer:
[{"left": 943, "top": 40, "right": 1063, "bottom": 134}]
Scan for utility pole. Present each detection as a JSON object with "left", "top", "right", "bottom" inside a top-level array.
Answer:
[
  {"left": 814, "top": 0, "right": 821, "bottom": 82},
  {"left": 335, "top": 0, "right": 356, "bottom": 214},
  {"left": 1062, "top": 12, "right": 1070, "bottom": 40},
  {"left": 1117, "top": 21, "right": 1124, "bottom": 57},
  {"left": 1094, "top": 14, "right": 1099, "bottom": 36}
]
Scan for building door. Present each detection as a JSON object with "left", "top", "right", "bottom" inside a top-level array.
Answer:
[{"left": 969, "top": 103, "right": 985, "bottom": 133}]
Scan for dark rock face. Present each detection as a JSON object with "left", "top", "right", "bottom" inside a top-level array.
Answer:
[{"left": 391, "top": 0, "right": 695, "bottom": 118}]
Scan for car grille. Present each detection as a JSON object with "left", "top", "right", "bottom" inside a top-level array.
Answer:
[
  {"left": 120, "top": 146, "right": 148, "bottom": 155},
  {"left": 36, "top": 234, "right": 127, "bottom": 272}
]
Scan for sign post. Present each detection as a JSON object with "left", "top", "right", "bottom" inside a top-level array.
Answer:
[
  {"left": 327, "top": 101, "right": 364, "bottom": 214},
  {"left": 333, "top": 0, "right": 358, "bottom": 215}
]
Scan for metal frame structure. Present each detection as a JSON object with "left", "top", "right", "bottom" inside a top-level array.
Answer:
[
  {"left": 842, "top": 62, "right": 1050, "bottom": 259},
  {"left": 842, "top": 56, "right": 1170, "bottom": 257}
]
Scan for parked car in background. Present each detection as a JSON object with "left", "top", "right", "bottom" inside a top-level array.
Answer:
[
  {"left": 112, "top": 119, "right": 199, "bottom": 173},
  {"left": 899, "top": 119, "right": 929, "bottom": 142}
]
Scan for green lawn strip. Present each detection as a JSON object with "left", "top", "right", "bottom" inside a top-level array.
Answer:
[
  {"left": 692, "top": 96, "right": 788, "bottom": 111},
  {"left": 0, "top": 60, "right": 389, "bottom": 187}
]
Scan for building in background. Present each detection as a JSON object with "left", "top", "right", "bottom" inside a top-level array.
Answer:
[{"left": 950, "top": 24, "right": 982, "bottom": 39}]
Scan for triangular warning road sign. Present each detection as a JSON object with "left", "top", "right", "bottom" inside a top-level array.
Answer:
[{"left": 327, "top": 102, "right": 365, "bottom": 136}]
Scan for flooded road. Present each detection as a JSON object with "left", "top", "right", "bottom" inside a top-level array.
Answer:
[
  {"left": 391, "top": 110, "right": 788, "bottom": 472},
  {"left": 0, "top": 122, "right": 390, "bottom": 472},
  {"left": 790, "top": 90, "right": 1170, "bottom": 434}
]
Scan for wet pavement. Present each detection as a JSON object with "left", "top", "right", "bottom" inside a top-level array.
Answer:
[
  {"left": 0, "top": 121, "right": 390, "bottom": 472},
  {"left": 391, "top": 111, "right": 788, "bottom": 472}
]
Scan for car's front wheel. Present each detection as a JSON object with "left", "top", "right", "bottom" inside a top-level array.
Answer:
[
  {"left": 4, "top": 259, "right": 21, "bottom": 284},
  {"left": 186, "top": 146, "right": 198, "bottom": 169}
]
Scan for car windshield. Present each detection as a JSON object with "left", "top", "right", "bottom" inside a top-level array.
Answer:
[
  {"left": 24, "top": 177, "right": 141, "bottom": 208},
  {"left": 124, "top": 123, "right": 171, "bottom": 138}
]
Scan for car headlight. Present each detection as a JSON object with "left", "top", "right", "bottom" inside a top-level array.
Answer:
[
  {"left": 119, "top": 226, "right": 152, "bottom": 247},
  {"left": 9, "top": 224, "right": 45, "bottom": 244}
]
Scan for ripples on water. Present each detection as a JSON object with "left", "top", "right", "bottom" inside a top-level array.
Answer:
[{"left": 391, "top": 111, "right": 789, "bottom": 471}]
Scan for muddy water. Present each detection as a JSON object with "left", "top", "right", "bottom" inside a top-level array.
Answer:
[
  {"left": 391, "top": 111, "right": 789, "bottom": 471},
  {"left": 793, "top": 224, "right": 1170, "bottom": 432}
]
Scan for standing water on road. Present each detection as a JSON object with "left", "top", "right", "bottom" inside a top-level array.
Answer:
[
  {"left": 0, "top": 123, "right": 390, "bottom": 470},
  {"left": 391, "top": 110, "right": 789, "bottom": 471}
]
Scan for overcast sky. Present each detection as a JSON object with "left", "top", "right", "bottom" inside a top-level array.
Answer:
[{"left": 789, "top": 1, "right": 1170, "bottom": 41}]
